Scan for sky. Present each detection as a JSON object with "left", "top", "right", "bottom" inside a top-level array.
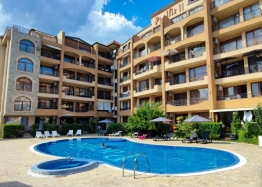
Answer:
[{"left": 0, "top": 0, "right": 174, "bottom": 45}]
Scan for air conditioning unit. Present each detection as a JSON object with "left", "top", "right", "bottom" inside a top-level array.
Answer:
[
  {"left": 54, "top": 82, "right": 58, "bottom": 86},
  {"left": 214, "top": 38, "right": 219, "bottom": 45},
  {"left": 212, "top": 16, "right": 218, "bottom": 23},
  {"left": 54, "top": 65, "right": 58, "bottom": 69},
  {"left": 167, "top": 72, "right": 173, "bottom": 77},
  {"left": 217, "top": 85, "right": 223, "bottom": 91},
  {"left": 168, "top": 92, "right": 173, "bottom": 97}
]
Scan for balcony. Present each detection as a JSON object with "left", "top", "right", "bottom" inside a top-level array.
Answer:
[
  {"left": 166, "top": 73, "right": 208, "bottom": 91},
  {"left": 97, "top": 95, "right": 113, "bottom": 101},
  {"left": 38, "top": 70, "right": 60, "bottom": 81},
  {"left": 210, "top": 0, "right": 232, "bottom": 10},
  {"left": 213, "top": 9, "right": 262, "bottom": 32},
  {"left": 119, "top": 91, "right": 131, "bottom": 101},
  {"left": 98, "top": 80, "right": 114, "bottom": 89},
  {"left": 120, "top": 61, "right": 131, "bottom": 71},
  {"left": 37, "top": 103, "right": 58, "bottom": 109},
  {"left": 165, "top": 51, "right": 206, "bottom": 71},
  {"left": 166, "top": 97, "right": 209, "bottom": 112},
  {"left": 133, "top": 84, "right": 162, "bottom": 97},
  {"left": 147, "top": 44, "right": 161, "bottom": 54},
  {"left": 41, "top": 48, "right": 61, "bottom": 60},
  {"left": 119, "top": 76, "right": 131, "bottom": 86},
  {"left": 216, "top": 92, "right": 262, "bottom": 109},
  {"left": 65, "top": 42, "right": 96, "bottom": 55},
  {"left": 61, "top": 107, "right": 96, "bottom": 117},
  {"left": 165, "top": 35, "right": 181, "bottom": 47},
  {"left": 63, "top": 75, "right": 95, "bottom": 87},
  {"left": 98, "top": 66, "right": 113, "bottom": 73},
  {"left": 37, "top": 88, "right": 59, "bottom": 98},
  {"left": 133, "top": 64, "right": 162, "bottom": 80},
  {"left": 62, "top": 91, "right": 95, "bottom": 102},
  {"left": 186, "top": 25, "right": 204, "bottom": 39},
  {"left": 119, "top": 107, "right": 131, "bottom": 116}
]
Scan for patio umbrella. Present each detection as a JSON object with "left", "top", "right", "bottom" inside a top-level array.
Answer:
[
  {"left": 162, "top": 49, "right": 178, "bottom": 56},
  {"left": 147, "top": 56, "right": 159, "bottom": 62},
  {"left": 38, "top": 120, "right": 43, "bottom": 131},
  {"left": 98, "top": 119, "right": 113, "bottom": 123},
  {"left": 151, "top": 117, "right": 172, "bottom": 136},
  {"left": 183, "top": 115, "right": 210, "bottom": 122}
]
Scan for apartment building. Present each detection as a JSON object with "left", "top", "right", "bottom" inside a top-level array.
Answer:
[
  {"left": 116, "top": 0, "right": 262, "bottom": 127},
  {"left": 0, "top": 25, "right": 119, "bottom": 132}
]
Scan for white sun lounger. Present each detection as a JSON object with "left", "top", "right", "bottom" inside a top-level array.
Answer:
[
  {"left": 35, "top": 131, "right": 45, "bottom": 138},
  {"left": 52, "top": 131, "right": 60, "bottom": 137},
  {"left": 44, "top": 131, "right": 52, "bottom": 138},
  {"left": 67, "top": 130, "right": 73, "bottom": 136},
  {"left": 75, "top": 129, "right": 82, "bottom": 136}
]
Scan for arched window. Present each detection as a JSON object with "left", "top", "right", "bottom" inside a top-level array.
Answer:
[
  {"left": 19, "top": 39, "right": 35, "bottom": 54},
  {"left": 16, "top": 77, "right": 32, "bottom": 92},
  {"left": 17, "top": 58, "right": 34, "bottom": 72},
  {"left": 14, "top": 96, "right": 31, "bottom": 111}
]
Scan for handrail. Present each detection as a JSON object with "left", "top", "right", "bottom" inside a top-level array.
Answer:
[
  {"left": 122, "top": 152, "right": 136, "bottom": 177},
  {"left": 134, "top": 152, "right": 150, "bottom": 179}
]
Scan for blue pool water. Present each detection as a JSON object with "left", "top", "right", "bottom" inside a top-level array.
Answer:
[{"left": 34, "top": 138, "right": 241, "bottom": 175}]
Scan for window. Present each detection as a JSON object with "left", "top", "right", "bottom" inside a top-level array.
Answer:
[
  {"left": 187, "top": 22, "right": 204, "bottom": 38},
  {"left": 16, "top": 77, "right": 32, "bottom": 92},
  {"left": 218, "top": 13, "right": 240, "bottom": 30},
  {"left": 243, "top": 2, "right": 260, "bottom": 21},
  {"left": 14, "top": 97, "right": 31, "bottom": 111},
  {"left": 173, "top": 73, "right": 186, "bottom": 84},
  {"left": 190, "top": 88, "right": 208, "bottom": 103},
  {"left": 19, "top": 40, "right": 35, "bottom": 54},
  {"left": 189, "top": 65, "right": 207, "bottom": 81},
  {"left": 172, "top": 13, "right": 186, "bottom": 23},
  {"left": 17, "top": 58, "right": 33, "bottom": 73},
  {"left": 40, "top": 66, "right": 54, "bottom": 76},
  {"left": 64, "top": 55, "right": 75, "bottom": 64},
  {"left": 251, "top": 82, "right": 262, "bottom": 96},
  {"left": 153, "top": 26, "right": 160, "bottom": 33},
  {"left": 189, "top": 6, "right": 203, "bottom": 15},
  {"left": 246, "top": 28, "right": 262, "bottom": 47},
  {"left": 220, "top": 37, "right": 242, "bottom": 53}
]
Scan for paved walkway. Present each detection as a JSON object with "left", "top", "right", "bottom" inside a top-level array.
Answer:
[{"left": 0, "top": 135, "right": 261, "bottom": 187}]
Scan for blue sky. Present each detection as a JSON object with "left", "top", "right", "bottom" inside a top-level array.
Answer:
[{"left": 0, "top": 0, "right": 173, "bottom": 45}]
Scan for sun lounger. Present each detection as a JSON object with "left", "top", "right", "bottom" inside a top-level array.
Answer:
[
  {"left": 35, "top": 131, "right": 45, "bottom": 138},
  {"left": 182, "top": 132, "right": 198, "bottom": 143},
  {"left": 109, "top": 131, "right": 122, "bottom": 136},
  {"left": 75, "top": 129, "right": 82, "bottom": 136},
  {"left": 196, "top": 131, "right": 212, "bottom": 143},
  {"left": 52, "top": 131, "right": 60, "bottom": 137},
  {"left": 44, "top": 131, "right": 52, "bottom": 138},
  {"left": 67, "top": 130, "right": 73, "bottom": 136}
]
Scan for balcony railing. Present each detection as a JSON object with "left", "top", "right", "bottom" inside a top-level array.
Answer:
[
  {"left": 64, "top": 107, "right": 94, "bottom": 112},
  {"left": 118, "top": 46, "right": 130, "bottom": 55},
  {"left": 217, "top": 93, "right": 248, "bottom": 100},
  {"left": 81, "top": 61, "right": 95, "bottom": 69},
  {"left": 64, "top": 90, "right": 93, "bottom": 98},
  {"left": 168, "top": 53, "right": 186, "bottom": 64},
  {"left": 98, "top": 66, "right": 113, "bottom": 73},
  {"left": 38, "top": 103, "right": 58, "bottom": 109},
  {"left": 97, "top": 95, "right": 113, "bottom": 100},
  {"left": 39, "top": 87, "right": 58, "bottom": 94},
  {"left": 210, "top": 0, "right": 232, "bottom": 10},
  {"left": 165, "top": 35, "right": 181, "bottom": 46},
  {"left": 65, "top": 74, "right": 93, "bottom": 83},
  {"left": 167, "top": 97, "right": 208, "bottom": 106},
  {"left": 41, "top": 48, "right": 61, "bottom": 60},
  {"left": 213, "top": 9, "right": 262, "bottom": 31},
  {"left": 98, "top": 80, "right": 113, "bottom": 86},
  {"left": 134, "top": 64, "right": 161, "bottom": 75},
  {"left": 65, "top": 42, "right": 96, "bottom": 55},
  {"left": 39, "top": 70, "right": 60, "bottom": 77},
  {"left": 120, "top": 76, "right": 130, "bottom": 83},
  {"left": 134, "top": 83, "right": 161, "bottom": 93},
  {"left": 120, "top": 107, "right": 131, "bottom": 111},
  {"left": 188, "top": 49, "right": 206, "bottom": 59},
  {"left": 148, "top": 44, "right": 161, "bottom": 53},
  {"left": 120, "top": 91, "right": 131, "bottom": 98},
  {"left": 120, "top": 61, "right": 130, "bottom": 68},
  {"left": 215, "top": 64, "right": 262, "bottom": 79},
  {"left": 133, "top": 51, "right": 146, "bottom": 59},
  {"left": 167, "top": 72, "right": 207, "bottom": 85}
]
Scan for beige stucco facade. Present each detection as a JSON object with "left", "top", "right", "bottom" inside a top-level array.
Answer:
[
  {"left": 116, "top": 0, "right": 262, "bottom": 124},
  {"left": 0, "top": 26, "right": 119, "bottom": 133}
]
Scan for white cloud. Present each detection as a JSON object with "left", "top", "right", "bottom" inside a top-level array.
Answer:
[
  {"left": 0, "top": 3, "right": 11, "bottom": 34},
  {"left": 72, "top": 0, "right": 141, "bottom": 44},
  {"left": 129, "top": 0, "right": 134, "bottom": 4},
  {"left": 124, "top": 2, "right": 126, "bottom": 5}
]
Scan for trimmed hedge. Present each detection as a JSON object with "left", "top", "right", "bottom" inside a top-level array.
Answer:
[
  {"left": 245, "top": 122, "right": 260, "bottom": 138},
  {"left": 30, "top": 123, "right": 59, "bottom": 137},
  {"left": 177, "top": 122, "right": 222, "bottom": 140},
  {"left": 2, "top": 124, "right": 24, "bottom": 138},
  {"left": 60, "top": 124, "right": 83, "bottom": 135},
  {"left": 231, "top": 122, "right": 242, "bottom": 134}
]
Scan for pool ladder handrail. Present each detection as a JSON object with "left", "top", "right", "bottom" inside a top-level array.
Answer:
[
  {"left": 134, "top": 152, "right": 150, "bottom": 179},
  {"left": 122, "top": 152, "right": 136, "bottom": 177}
]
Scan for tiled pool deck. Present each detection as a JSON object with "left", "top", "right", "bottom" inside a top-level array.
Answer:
[{"left": 0, "top": 135, "right": 261, "bottom": 187}]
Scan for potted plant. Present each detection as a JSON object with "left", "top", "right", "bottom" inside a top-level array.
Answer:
[{"left": 253, "top": 102, "right": 262, "bottom": 147}]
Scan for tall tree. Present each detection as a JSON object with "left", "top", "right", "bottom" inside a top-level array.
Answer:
[{"left": 126, "top": 101, "right": 164, "bottom": 131}]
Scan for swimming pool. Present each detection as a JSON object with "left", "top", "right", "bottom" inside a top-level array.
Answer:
[{"left": 32, "top": 138, "right": 246, "bottom": 176}]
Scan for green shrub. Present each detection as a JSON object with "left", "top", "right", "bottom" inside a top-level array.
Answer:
[
  {"left": 2, "top": 124, "right": 24, "bottom": 138},
  {"left": 59, "top": 124, "right": 83, "bottom": 135},
  {"left": 245, "top": 122, "right": 260, "bottom": 138},
  {"left": 87, "top": 119, "right": 97, "bottom": 133},
  {"left": 238, "top": 130, "right": 246, "bottom": 141},
  {"left": 30, "top": 123, "right": 39, "bottom": 137},
  {"left": 30, "top": 123, "right": 59, "bottom": 137},
  {"left": 231, "top": 122, "right": 242, "bottom": 134},
  {"left": 105, "top": 123, "right": 125, "bottom": 135}
]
